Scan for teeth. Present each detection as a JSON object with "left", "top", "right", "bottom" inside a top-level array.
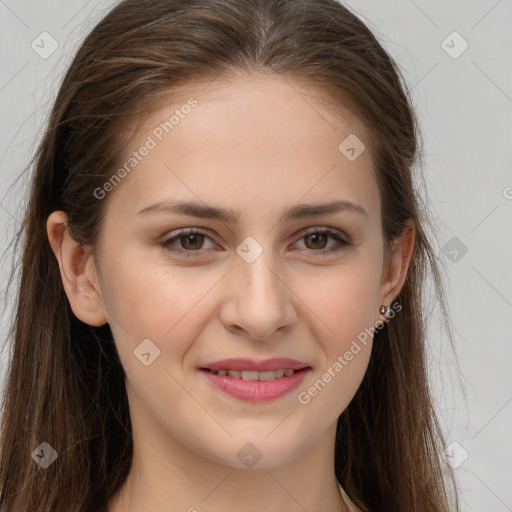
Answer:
[
  {"left": 211, "top": 368, "right": 298, "bottom": 380},
  {"left": 258, "top": 370, "right": 279, "bottom": 381},
  {"left": 241, "top": 370, "right": 259, "bottom": 381}
]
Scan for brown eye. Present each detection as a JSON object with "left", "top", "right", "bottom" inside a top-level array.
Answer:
[
  {"left": 304, "top": 232, "right": 329, "bottom": 250},
  {"left": 180, "top": 233, "right": 205, "bottom": 251},
  {"left": 160, "top": 229, "right": 217, "bottom": 257},
  {"left": 295, "top": 227, "right": 352, "bottom": 256}
]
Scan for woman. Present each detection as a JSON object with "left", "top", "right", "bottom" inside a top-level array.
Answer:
[{"left": 0, "top": 0, "right": 460, "bottom": 510}]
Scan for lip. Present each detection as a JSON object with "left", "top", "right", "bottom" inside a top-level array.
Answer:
[
  {"left": 200, "top": 357, "right": 310, "bottom": 372},
  {"left": 200, "top": 367, "right": 311, "bottom": 402}
]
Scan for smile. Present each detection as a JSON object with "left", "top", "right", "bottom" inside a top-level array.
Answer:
[
  {"left": 199, "top": 367, "right": 311, "bottom": 402},
  {"left": 206, "top": 368, "right": 297, "bottom": 380}
]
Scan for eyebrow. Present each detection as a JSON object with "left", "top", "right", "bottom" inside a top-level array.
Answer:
[{"left": 136, "top": 199, "right": 369, "bottom": 222}]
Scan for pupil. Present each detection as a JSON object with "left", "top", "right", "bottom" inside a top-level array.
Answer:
[
  {"left": 183, "top": 234, "right": 203, "bottom": 250},
  {"left": 309, "top": 233, "right": 326, "bottom": 249}
]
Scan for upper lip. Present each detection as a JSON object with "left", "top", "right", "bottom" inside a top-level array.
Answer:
[{"left": 200, "top": 358, "right": 310, "bottom": 372}]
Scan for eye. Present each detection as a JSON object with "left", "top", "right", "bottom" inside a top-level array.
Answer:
[
  {"left": 159, "top": 226, "right": 352, "bottom": 257},
  {"left": 160, "top": 228, "right": 218, "bottom": 257},
  {"left": 293, "top": 227, "right": 352, "bottom": 256}
]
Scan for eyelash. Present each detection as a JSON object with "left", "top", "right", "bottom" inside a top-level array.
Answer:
[{"left": 159, "top": 227, "right": 352, "bottom": 258}]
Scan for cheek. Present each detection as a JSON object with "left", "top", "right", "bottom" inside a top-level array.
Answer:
[
  {"left": 298, "top": 257, "right": 382, "bottom": 334},
  {"left": 296, "top": 256, "right": 380, "bottom": 387},
  {"left": 100, "top": 256, "right": 218, "bottom": 366},
  {"left": 296, "top": 266, "right": 377, "bottom": 414},
  {"left": 100, "top": 245, "right": 197, "bottom": 325}
]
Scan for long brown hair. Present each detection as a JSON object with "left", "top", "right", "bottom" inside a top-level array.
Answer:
[{"left": 0, "top": 0, "right": 460, "bottom": 510}]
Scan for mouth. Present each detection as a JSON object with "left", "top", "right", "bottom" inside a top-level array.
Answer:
[
  {"left": 198, "top": 359, "right": 312, "bottom": 402},
  {"left": 200, "top": 368, "right": 305, "bottom": 381}
]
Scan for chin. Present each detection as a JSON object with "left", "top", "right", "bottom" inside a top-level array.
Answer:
[{"left": 191, "top": 433, "right": 310, "bottom": 471}]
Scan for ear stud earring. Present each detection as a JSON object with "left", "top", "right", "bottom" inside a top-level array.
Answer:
[{"left": 379, "top": 305, "right": 390, "bottom": 316}]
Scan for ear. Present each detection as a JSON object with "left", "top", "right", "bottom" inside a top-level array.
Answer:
[
  {"left": 46, "top": 211, "right": 108, "bottom": 327},
  {"left": 378, "top": 219, "right": 416, "bottom": 310}
]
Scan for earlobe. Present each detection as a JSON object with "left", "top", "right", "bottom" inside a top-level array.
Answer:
[
  {"left": 46, "top": 211, "right": 108, "bottom": 327},
  {"left": 379, "top": 219, "right": 416, "bottom": 308}
]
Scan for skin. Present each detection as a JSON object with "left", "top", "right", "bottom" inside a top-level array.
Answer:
[{"left": 47, "top": 72, "right": 415, "bottom": 512}]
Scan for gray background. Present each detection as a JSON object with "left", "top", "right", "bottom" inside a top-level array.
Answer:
[{"left": 0, "top": 1, "right": 511, "bottom": 510}]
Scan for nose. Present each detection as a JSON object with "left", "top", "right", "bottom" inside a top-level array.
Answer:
[{"left": 219, "top": 244, "right": 297, "bottom": 342}]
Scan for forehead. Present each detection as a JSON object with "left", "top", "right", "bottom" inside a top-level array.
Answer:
[
  {"left": 133, "top": 70, "right": 373, "bottom": 156},
  {"left": 106, "top": 72, "right": 380, "bottom": 225}
]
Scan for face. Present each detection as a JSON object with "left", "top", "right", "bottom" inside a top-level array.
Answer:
[{"left": 73, "top": 73, "right": 401, "bottom": 469}]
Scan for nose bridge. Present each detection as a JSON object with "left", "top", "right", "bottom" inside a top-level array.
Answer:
[
  {"left": 224, "top": 235, "right": 295, "bottom": 339},
  {"left": 242, "top": 248, "right": 282, "bottom": 304}
]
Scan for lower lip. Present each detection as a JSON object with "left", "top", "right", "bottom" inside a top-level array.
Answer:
[{"left": 200, "top": 368, "right": 311, "bottom": 402}]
